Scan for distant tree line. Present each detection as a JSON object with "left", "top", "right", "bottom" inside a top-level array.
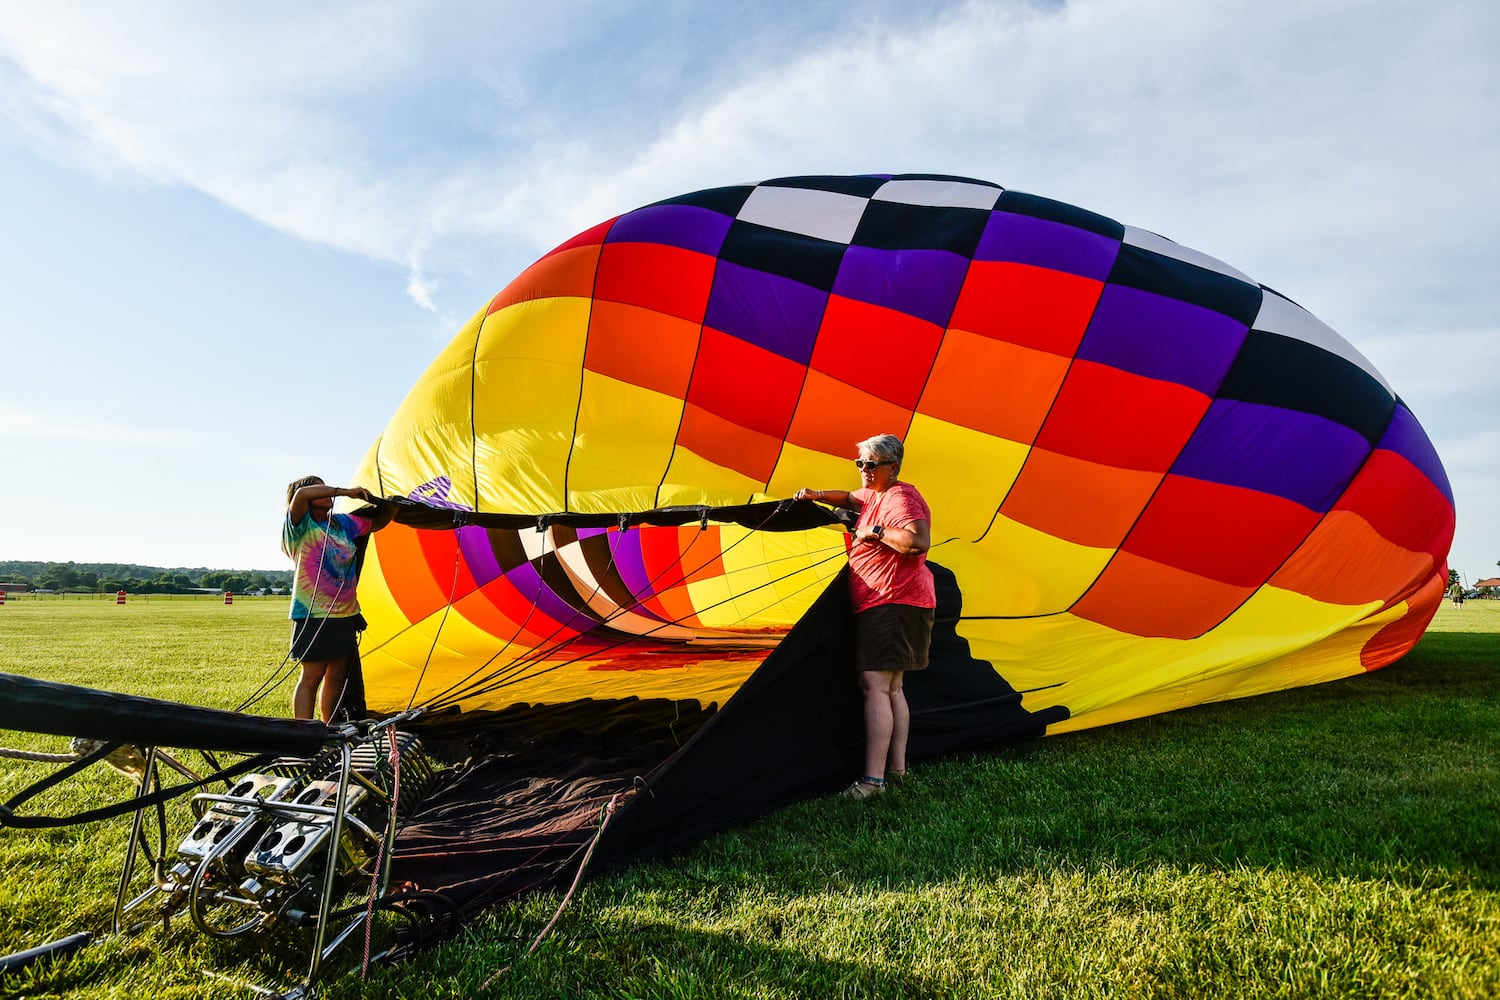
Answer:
[{"left": 0, "top": 560, "right": 293, "bottom": 596}]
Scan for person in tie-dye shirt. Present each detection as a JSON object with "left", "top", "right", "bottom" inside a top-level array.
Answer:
[{"left": 282, "top": 475, "right": 393, "bottom": 722}]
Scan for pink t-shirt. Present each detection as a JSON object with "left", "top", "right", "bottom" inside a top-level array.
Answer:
[{"left": 848, "top": 482, "right": 936, "bottom": 613}]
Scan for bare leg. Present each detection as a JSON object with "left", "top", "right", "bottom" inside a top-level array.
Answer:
[
  {"left": 293, "top": 661, "right": 331, "bottom": 720},
  {"left": 859, "top": 670, "right": 899, "bottom": 780},
  {"left": 317, "top": 659, "right": 349, "bottom": 723},
  {"left": 887, "top": 672, "right": 909, "bottom": 775}
]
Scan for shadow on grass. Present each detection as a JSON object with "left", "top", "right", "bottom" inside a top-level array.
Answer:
[
  {"left": 565, "top": 919, "right": 931, "bottom": 999},
  {"left": 663, "top": 630, "right": 1500, "bottom": 899},
  {"left": 339, "top": 917, "right": 937, "bottom": 1000}
]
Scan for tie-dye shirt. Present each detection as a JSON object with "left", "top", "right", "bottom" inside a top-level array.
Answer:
[{"left": 282, "top": 511, "right": 374, "bottom": 620}]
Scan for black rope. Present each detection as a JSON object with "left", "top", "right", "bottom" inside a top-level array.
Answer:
[
  {"left": 1, "top": 740, "right": 120, "bottom": 813},
  {"left": 1, "top": 754, "right": 272, "bottom": 830}
]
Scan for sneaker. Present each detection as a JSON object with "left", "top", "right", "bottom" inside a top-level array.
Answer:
[{"left": 840, "top": 777, "right": 885, "bottom": 799}]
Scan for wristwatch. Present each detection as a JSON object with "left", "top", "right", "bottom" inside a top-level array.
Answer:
[{"left": 870, "top": 525, "right": 885, "bottom": 539}]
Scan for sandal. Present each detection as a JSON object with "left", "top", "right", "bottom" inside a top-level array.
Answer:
[{"left": 840, "top": 776, "right": 886, "bottom": 799}]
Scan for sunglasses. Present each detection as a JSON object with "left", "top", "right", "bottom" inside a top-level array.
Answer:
[{"left": 854, "top": 459, "right": 894, "bottom": 471}]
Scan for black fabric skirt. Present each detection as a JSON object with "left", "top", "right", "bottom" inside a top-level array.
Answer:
[
  {"left": 290, "top": 614, "right": 364, "bottom": 661},
  {"left": 853, "top": 603, "right": 934, "bottom": 672}
]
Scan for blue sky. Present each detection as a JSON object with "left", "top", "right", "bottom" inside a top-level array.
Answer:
[{"left": 1, "top": 0, "right": 1496, "bottom": 582}]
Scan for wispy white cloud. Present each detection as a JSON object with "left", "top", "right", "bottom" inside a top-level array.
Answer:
[
  {"left": 0, "top": 3, "right": 476, "bottom": 274},
  {"left": 404, "top": 242, "right": 440, "bottom": 313},
  {"left": 0, "top": 1, "right": 975, "bottom": 302},
  {"left": 2, "top": 0, "right": 1495, "bottom": 325},
  {"left": 1, "top": 0, "right": 1495, "bottom": 572}
]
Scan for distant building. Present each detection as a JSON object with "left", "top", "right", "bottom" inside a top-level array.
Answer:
[{"left": 0, "top": 582, "right": 29, "bottom": 594}]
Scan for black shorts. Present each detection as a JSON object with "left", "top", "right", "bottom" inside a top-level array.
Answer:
[
  {"left": 854, "top": 604, "right": 934, "bottom": 672},
  {"left": 290, "top": 614, "right": 365, "bottom": 662}
]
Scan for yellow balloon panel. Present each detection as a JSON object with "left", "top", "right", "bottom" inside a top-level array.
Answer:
[
  {"left": 903, "top": 412, "right": 1029, "bottom": 542},
  {"left": 570, "top": 371, "right": 686, "bottom": 509},
  {"left": 948, "top": 517, "right": 1115, "bottom": 616},
  {"left": 471, "top": 297, "right": 591, "bottom": 513}
]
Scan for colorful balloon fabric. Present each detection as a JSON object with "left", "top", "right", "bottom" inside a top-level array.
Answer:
[{"left": 352, "top": 173, "right": 1454, "bottom": 734}]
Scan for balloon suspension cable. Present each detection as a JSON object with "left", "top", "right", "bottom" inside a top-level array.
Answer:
[
  {"left": 358, "top": 496, "right": 839, "bottom": 665},
  {"left": 400, "top": 519, "right": 576, "bottom": 711},
  {"left": 234, "top": 650, "right": 301, "bottom": 715},
  {"left": 410, "top": 511, "right": 665, "bottom": 711},
  {"left": 414, "top": 504, "right": 777, "bottom": 709},
  {"left": 421, "top": 506, "right": 851, "bottom": 712},
  {"left": 449, "top": 542, "right": 853, "bottom": 706},
  {"left": 403, "top": 523, "right": 479, "bottom": 714},
  {"left": 422, "top": 520, "right": 852, "bottom": 711},
  {"left": 435, "top": 512, "right": 726, "bottom": 707},
  {"left": 349, "top": 516, "right": 553, "bottom": 708}
]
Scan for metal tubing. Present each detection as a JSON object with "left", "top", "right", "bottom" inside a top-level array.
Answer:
[
  {"left": 187, "top": 792, "right": 272, "bottom": 938},
  {"left": 305, "top": 742, "right": 352, "bottom": 985},
  {"left": 113, "top": 746, "right": 164, "bottom": 934}
]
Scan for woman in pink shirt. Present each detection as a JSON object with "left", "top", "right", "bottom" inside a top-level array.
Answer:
[{"left": 796, "top": 434, "right": 934, "bottom": 798}]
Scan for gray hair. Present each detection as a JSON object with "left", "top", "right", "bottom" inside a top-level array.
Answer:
[{"left": 856, "top": 434, "right": 904, "bottom": 467}]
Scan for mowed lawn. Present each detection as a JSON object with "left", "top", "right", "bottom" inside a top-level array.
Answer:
[{"left": 1, "top": 595, "right": 1498, "bottom": 998}]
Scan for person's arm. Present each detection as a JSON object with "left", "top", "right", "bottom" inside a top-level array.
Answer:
[
  {"left": 853, "top": 518, "right": 930, "bottom": 555},
  {"left": 793, "top": 488, "right": 864, "bottom": 512},
  {"left": 288, "top": 484, "right": 377, "bottom": 523}
]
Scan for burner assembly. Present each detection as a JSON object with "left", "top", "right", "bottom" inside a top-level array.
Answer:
[{"left": 112, "top": 726, "right": 443, "bottom": 982}]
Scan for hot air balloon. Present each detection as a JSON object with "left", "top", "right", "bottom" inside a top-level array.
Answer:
[
  {"left": 0, "top": 174, "right": 1455, "bottom": 952},
  {"left": 336, "top": 173, "right": 1453, "bottom": 909}
]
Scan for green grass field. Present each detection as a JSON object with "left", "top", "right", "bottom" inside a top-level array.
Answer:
[{"left": 2, "top": 596, "right": 1498, "bottom": 998}]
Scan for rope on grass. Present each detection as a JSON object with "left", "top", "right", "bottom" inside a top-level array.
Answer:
[
  {"left": 0, "top": 746, "right": 81, "bottom": 763},
  {"left": 479, "top": 792, "right": 622, "bottom": 991}
]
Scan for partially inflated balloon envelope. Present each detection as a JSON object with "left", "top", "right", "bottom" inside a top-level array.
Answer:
[{"left": 352, "top": 173, "right": 1453, "bottom": 741}]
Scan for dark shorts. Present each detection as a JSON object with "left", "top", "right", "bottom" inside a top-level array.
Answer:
[
  {"left": 290, "top": 614, "right": 365, "bottom": 662},
  {"left": 854, "top": 603, "right": 934, "bottom": 672}
]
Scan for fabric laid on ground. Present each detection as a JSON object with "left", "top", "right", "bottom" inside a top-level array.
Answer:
[
  {"left": 390, "top": 565, "right": 1066, "bottom": 914},
  {"left": 392, "top": 697, "right": 717, "bottom": 914}
]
